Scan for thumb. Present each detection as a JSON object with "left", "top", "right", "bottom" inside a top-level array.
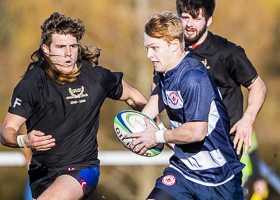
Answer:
[{"left": 143, "top": 116, "right": 152, "bottom": 128}]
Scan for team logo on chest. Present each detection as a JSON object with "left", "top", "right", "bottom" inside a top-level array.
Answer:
[
  {"left": 201, "top": 59, "right": 210, "bottom": 70},
  {"left": 66, "top": 86, "right": 88, "bottom": 99},
  {"left": 66, "top": 86, "right": 88, "bottom": 104},
  {"left": 165, "top": 91, "right": 183, "bottom": 109},
  {"left": 169, "top": 92, "right": 179, "bottom": 105}
]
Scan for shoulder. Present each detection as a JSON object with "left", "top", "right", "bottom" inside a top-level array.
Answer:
[
  {"left": 182, "top": 68, "right": 207, "bottom": 87},
  {"left": 179, "top": 57, "right": 208, "bottom": 85},
  {"left": 208, "top": 31, "right": 243, "bottom": 54},
  {"left": 80, "top": 61, "right": 123, "bottom": 91},
  {"left": 81, "top": 61, "right": 115, "bottom": 77},
  {"left": 16, "top": 65, "right": 45, "bottom": 90}
]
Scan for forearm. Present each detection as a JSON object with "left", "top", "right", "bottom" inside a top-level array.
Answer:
[
  {"left": 120, "top": 80, "right": 147, "bottom": 112},
  {"left": 125, "top": 87, "right": 147, "bottom": 112},
  {"left": 0, "top": 127, "right": 22, "bottom": 148},
  {"left": 243, "top": 76, "right": 266, "bottom": 123},
  {"left": 164, "top": 121, "right": 207, "bottom": 144}
]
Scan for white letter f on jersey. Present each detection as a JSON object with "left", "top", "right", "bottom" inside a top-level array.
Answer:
[{"left": 12, "top": 98, "right": 22, "bottom": 108}]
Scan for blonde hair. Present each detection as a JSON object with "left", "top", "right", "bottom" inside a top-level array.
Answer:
[{"left": 144, "top": 11, "right": 184, "bottom": 50}]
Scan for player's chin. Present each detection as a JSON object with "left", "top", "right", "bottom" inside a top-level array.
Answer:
[{"left": 154, "top": 67, "right": 164, "bottom": 73}]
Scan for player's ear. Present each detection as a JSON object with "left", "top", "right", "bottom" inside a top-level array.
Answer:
[
  {"left": 42, "top": 44, "right": 50, "bottom": 57},
  {"left": 171, "top": 39, "right": 180, "bottom": 52},
  {"left": 206, "top": 16, "right": 213, "bottom": 27}
]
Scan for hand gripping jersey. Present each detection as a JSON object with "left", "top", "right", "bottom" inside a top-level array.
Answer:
[
  {"left": 8, "top": 61, "right": 123, "bottom": 168},
  {"left": 159, "top": 53, "right": 244, "bottom": 186},
  {"left": 185, "top": 31, "right": 258, "bottom": 127}
]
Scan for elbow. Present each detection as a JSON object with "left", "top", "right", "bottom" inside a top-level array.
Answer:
[
  {"left": 194, "top": 132, "right": 206, "bottom": 142},
  {"left": 0, "top": 135, "right": 6, "bottom": 146},
  {"left": 193, "top": 123, "right": 207, "bottom": 142}
]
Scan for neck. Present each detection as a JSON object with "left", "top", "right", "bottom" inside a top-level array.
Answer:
[
  {"left": 164, "top": 50, "right": 186, "bottom": 73},
  {"left": 196, "top": 29, "right": 208, "bottom": 45}
]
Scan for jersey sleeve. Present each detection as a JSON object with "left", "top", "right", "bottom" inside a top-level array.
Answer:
[
  {"left": 96, "top": 67, "right": 124, "bottom": 100},
  {"left": 226, "top": 44, "right": 258, "bottom": 88},
  {"left": 180, "top": 69, "right": 213, "bottom": 123},
  {"left": 8, "top": 78, "right": 40, "bottom": 119}
]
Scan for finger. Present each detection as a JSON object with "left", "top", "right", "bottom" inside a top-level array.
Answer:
[
  {"left": 33, "top": 135, "right": 54, "bottom": 144},
  {"left": 243, "top": 134, "right": 252, "bottom": 154},
  {"left": 232, "top": 134, "right": 239, "bottom": 149},
  {"left": 132, "top": 142, "right": 148, "bottom": 155},
  {"left": 35, "top": 140, "right": 56, "bottom": 151},
  {"left": 130, "top": 138, "right": 142, "bottom": 150},
  {"left": 37, "top": 146, "right": 53, "bottom": 151},
  {"left": 229, "top": 125, "right": 236, "bottom": 135},
  {"left": 125, "top": 132, "right": 140, "bottom": 139},
  {"left": 34, "top": 138, "right": 56, "bottom": 148},
  {"left": 236, "top": 138, "right": 244, "bottom": 155},
  {"left": 132, "top": 144, "right": 142, "bottom": 154},
  {"left": 31, "top": 130, "right": 46, "bottom": 136},
  {"left": 248, "top": 132, "right": 252, "bottom": 149},
  {"left": 138, "top": 146, "right": 148, "bottom": 155}
]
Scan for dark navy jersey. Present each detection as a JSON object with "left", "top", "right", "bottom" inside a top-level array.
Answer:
[
  {"left": 154, "top": 31, "right": 258, "bottom": 127},
  {"left": 159, "top": 53, "right": 244, "bottom": 186},
  {"left": 9, "top": 61, "right": 123, "bottom": 168}
]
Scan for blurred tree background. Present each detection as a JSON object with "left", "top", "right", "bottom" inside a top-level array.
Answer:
[{"left": 0, "top": 0, "right": 280, "bottom": 199}]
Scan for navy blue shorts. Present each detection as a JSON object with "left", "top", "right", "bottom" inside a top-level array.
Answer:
[
  {"left": 147, "top": 167, "right": 244, "bottom": 200},
  {"left": 29, "top": 158, "right": 100, "bottom": 199}
]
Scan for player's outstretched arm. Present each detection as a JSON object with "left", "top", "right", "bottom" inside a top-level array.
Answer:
[
  {"left": 0, "top": 112, "right": 55, "bottom": 151},
  {"left": 230, "top": 76, "right": 266, "bottom": 155},
  {"left": 119, "top": 80, "right": 148, "bottom": 112}
]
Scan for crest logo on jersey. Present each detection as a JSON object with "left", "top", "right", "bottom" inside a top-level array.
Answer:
[
  {"left": 66, "top": 86, "right": 88, "bottom": 99},
  {"left": 169, "top": 92, "right": 179, "bottom": 105},
  {"left": 201, "top": 59, "right": 210, "bottom": 70},
  {"left": 162, "top": 175, "right": 176, "bottom": 186},
  {"left": 165, "top": 91, "right": 183, "bottom": 109},
  {"left": 66, "top": 86, "right": 88, "bottom": 104}
]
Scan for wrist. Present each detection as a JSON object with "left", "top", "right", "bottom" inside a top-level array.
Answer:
[
  {"left": 17, "top": 135, "right": 27, "bottom": 148},
  {"left": 155, "top": 130, "right": 166, "bottom": 143}
]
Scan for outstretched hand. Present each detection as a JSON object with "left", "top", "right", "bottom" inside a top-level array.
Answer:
[
  {"left": 125, "top": 117, "right": 158, "bottom": 155},
  {"left": 230, "top": 117, "right": 253, "bottom": 155},
  {"left": 24, "top": 130, "right": 56, "bottom": 151}
]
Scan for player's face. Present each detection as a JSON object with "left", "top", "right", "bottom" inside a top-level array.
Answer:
[
  {"left": 43, "top": 33, "right": 79, "bottom": 73},
  {"left": 143, "top": 33, "right": 174, "bottom": 74},
  {"left": 181, "top": 8, "right": 212, "bottom": 45}
]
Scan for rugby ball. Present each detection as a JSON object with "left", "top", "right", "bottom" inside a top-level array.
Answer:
[{"left": 114, "top": 110, "right": 164, "bottom": 157}]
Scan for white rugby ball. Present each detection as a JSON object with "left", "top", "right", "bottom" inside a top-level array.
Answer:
[{"left": 114, "top": 110, "right": 164, "bottom": 157}]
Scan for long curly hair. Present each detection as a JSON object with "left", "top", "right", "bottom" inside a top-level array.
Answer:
[{"left": 23, "top": 12, "right": 101, "bottom": 84}]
